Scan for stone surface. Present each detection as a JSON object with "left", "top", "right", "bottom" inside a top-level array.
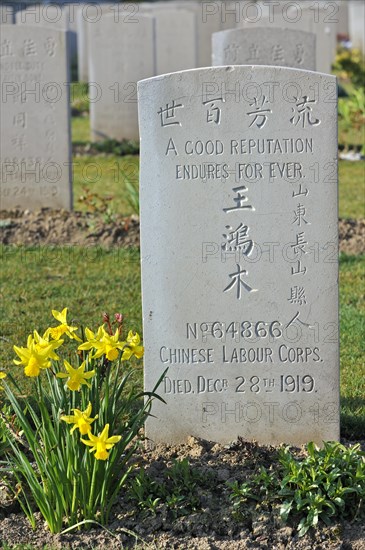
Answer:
[
  {"left": 76, "top": 3, "right": 117, "bottom": 83},
  {"left": 153, "top": 8, "right": 197, "bottom": 74},
  {"left": 193, "top": 0, "right": 232, "bottom": 66},
  {"left": 349, "top": 0, "right": 365, "bottom": 52},
  {"left": 183, "top": 1, "right": 222, "bottom": 67},
  {"left": 288, "top": 4, "right": 337, "bottom": 74},
  {"left": 16, "top": 5, "right": 69, "bottom": 29},
  {"left": 16, "top": 5, "right": 76, "bottom": 69},
  {"left": 337, "top": 0, "right": 349, "bottom": 37},
  {"left": 138, "top": 66, "right": 339, "bottom": 447},
  {"left": 234, "top": 1, "right": 337, "bottom": 73},
  {"left": 212, "top": 27, "right": 316, "bottom": 70},
  {"left": 89, "top": 12, "right": 155, "bottom": 141},
  {"left": 0, "top": 25, "right": 72, "bottom": 210},
  {"left": 0, "top": 4, "right": 14, "bottom": 24},
  {"left": 139, "top": 5, "right": 197, "bottom": 74},
  {"left": 141, "top": 0, "right": 224, "bottom": 67}
]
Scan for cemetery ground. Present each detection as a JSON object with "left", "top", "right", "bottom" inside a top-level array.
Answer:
[{"left": 0, "top": 83, "right": 364, "bottom": 549}]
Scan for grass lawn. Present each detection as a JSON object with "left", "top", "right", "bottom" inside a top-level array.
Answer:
[
  {"left": 339, "top": 161, "right": 365, "bottom": 218},
  {"left": 339, "top": 254, "right": 365, "bottom": 439},
  {"left": 72, "top": 155, "right": 139, "bottom": 216},
  {"left": 72, "top": 115, "right": 90, "bottom": 144}
]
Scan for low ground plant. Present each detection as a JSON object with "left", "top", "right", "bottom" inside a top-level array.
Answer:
[
  {"left": 0, "top": 309, "right": 164, "bottom": 533},
  {"left": 333, "top": 47, "right": 365, "bottom": 89},
  {"left": 338, "top": 88, "right": 365, "bottom": 154},
  {"left": 229, "top": 441, "right": 365, "bottom": 537},
  {"left": 70, "top": 82, "right": 90, "bottom": 114},
  {"left": 128, "top": 457, "right": 210, "bottom": 518},
  {"left": 93, "top": 139, "right": 139, "bottom": 157}
]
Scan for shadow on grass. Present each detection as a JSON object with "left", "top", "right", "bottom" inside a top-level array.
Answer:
[{"left": 341, "top": 396, "right": 365, "bottom": 440}]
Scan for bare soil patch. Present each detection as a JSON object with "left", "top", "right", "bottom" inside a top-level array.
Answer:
[
  {"left": 0, "top": 209, "right": 140, "bottom": 248},
  {"left": 0, "top": 209, "right": 364, "bottom": 255},
  {"left": 0, "top": 438, "right": 364, "bottom": 549}
]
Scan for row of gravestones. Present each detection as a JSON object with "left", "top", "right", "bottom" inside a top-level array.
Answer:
[
  {"left": 0, "top": 1, "right": 354, "bottom": 207},
  {"left": 1, "top": 11, "right": 331, "bottom": 210},
  {"left": 0, "top": 7, "right": 343, "bottom": 448},
  {"left": 2, "top": 1, "right": 365, "bottom": 81},
  {"left": 2, "top": 0, "right": 364, "bottom": 149},
  {"left": 2, "top": 1, "right": 364, "bottom": 80},
  {"left": 1, "top": 1, "right": 363, "bottom": 78}
]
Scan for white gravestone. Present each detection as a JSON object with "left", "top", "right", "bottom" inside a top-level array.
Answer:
[
  {"left": 148, "top": 0, "right": 223, "bottom": 67},
  {"left": 349, "top": 0, "right": 365, "bottom": 53},
  {"left": 76, "top": 3, "right": 91, "bottom": 82},
  {"left": 89, "top": 13, "right": 155, "bottom": 142},
  {"left": 140, "top": 1, "right": 215, "bottom": 68},
  {"left": 0, "top": 25, "right": 72, "bottom": 210},
  {"left": 337, "top": 1, "right": 349, "bottom": 37},
  {"left": 76, "top": 3, "right": 118, "bottom": 83},
  {"left": 235, "top": 2, "right": 337, "bottom": 73},
  {"left": 138, "top": 66, "right": 339, "bottom": 447},
  {"left": 212, "top": 27, "right": 316, "bottom": 70},
  {"left": 139, "top": 5, "right": 197, "bottom": 74}
]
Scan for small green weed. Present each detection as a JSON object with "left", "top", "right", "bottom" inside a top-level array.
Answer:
[
  {"left": 125, "top": 177, "right": 139, "bottom": 215},
  {"left": 78, "top": 186, "right": 116, "bottom": 223},
  {"left": 129, "top": 458, "right": 210, "bottom": 518},
  {"left": 228, "top": 441, "right": 365, "bottom": 537},
  {"left": 70, "top": 82, "right": 90, "bottom": 114},
  {"left": 93, "top": 139, "right": 139, "bottom": 156}
]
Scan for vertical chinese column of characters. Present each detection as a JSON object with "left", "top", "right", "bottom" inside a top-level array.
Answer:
[
  {"left": 0, "top": 26, "right": 71, "bottom": 210},
  {"left": 138, "top": 67, "right": 339, "bottom": 448}
]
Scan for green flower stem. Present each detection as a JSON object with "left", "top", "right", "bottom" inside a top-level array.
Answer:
[
  {"left": 71, "top": 449, "right": 78, "bottom": 522},
  {"left": 88, "top": 455, "right": 98, "bottom": 516}
]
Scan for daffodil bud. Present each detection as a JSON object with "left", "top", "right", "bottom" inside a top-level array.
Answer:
[
  {"left": 115, "top": 313, "right": 123, "bottom": 324},
  {"left": 102, "top": 312, "right": 110, "bottom": 323}
]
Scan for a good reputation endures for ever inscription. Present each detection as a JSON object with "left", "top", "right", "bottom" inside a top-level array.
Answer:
[{"left": 138, "top": 66, "right": 339, "bottom": 447}]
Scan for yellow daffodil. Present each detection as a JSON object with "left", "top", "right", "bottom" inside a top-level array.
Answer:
[
  {"left": 121, "top": 331, "right": 144, "bottom": 361},
  {"left": 46, "top": 308, "right": 81, "bottom": 341},
  {"left": 33, "top": 330, "right": 63, "bottom": 359},
  {"left": 81, "top": 424, "right": 121, "bottom": 460},
  {"left": 13, "top": 339, "right": 52, "bottom": 377},
  {"left": 61, "top": 402, "right": 98, "bottom": 435},
  {"left": 78, "top": 326, "right": 104, "bottom": 353},
  {"left": 57, "top": 360, "right": 95, "bottom": 391},
  {"left": 79, "top": 326, "right": 125, "bottom": 362},
  {"left": 0, "top": 371, "right": 6, "bottom": 391}
]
